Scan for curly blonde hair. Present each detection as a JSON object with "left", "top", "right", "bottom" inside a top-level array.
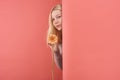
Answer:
[{"left": 47, "top": 4, "right": 62, "bottom": 45}]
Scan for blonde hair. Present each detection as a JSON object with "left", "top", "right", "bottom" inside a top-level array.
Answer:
[{"left": 47, "top": 4, "right": 62, "bottom": 45}]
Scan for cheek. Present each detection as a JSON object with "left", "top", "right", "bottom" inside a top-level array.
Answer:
[
  {"left": 53, "top": 21, "right": 55, "bottom": 25},
  {"left": 60, "top": 20, "right": 62, "bottom": 25},
  {"left": 58, "top": 18, "right": 62, "bottom": 23}
]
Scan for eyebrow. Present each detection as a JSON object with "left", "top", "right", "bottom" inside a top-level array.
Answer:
[{"left": 56, "top": 14, "right": 61, "bottom": 17}]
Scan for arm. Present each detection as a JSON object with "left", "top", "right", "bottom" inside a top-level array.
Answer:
[
  {"left": 53, "top": 44, "right": 62, "bottom": 70},
  {"left": 49, "top": 43, "right": 62, "bottom": 70}
]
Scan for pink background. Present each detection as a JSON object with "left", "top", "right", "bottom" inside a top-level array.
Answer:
[
  {"left": 63, "top": 0, "right": 120, "bottom": 80},
  {"left": 1, "top": 0, "right": 120, "bottom": 80},
  {"left": 0, "top": 0, "right": 62, "bottom": 80}
]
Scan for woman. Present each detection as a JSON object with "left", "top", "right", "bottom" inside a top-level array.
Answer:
[{"left": 47, "top": 4, "right": 62, "bottom": 70}]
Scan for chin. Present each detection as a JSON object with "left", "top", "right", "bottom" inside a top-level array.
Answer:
[{"left": 57, "top": 28, "right": 62, "bottom": 31}]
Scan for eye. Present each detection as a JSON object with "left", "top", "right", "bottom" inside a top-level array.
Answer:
[{"left": 57, "top": 15, "right": 61, "bottom": 18}]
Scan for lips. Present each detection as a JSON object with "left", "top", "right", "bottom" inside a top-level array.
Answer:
[{"left": 56, "top": 25, "right": 61, "bottom": 28}]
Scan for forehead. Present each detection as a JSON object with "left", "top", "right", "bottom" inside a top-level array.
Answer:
[{"left": 51, "top": 10, "right": 61, "bottom": 17}]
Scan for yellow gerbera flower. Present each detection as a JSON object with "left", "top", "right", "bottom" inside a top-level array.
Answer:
[{"left": 48, "top": 34, "right": 58, "bottom": 44}]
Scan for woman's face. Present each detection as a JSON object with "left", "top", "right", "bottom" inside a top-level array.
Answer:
[{"left": 52, "top": 9, "right": 62, "bottom": 31}]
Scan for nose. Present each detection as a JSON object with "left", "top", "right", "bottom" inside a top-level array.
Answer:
[{"left": 54, "top": 20, "right": 59, "bottom": 25}]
